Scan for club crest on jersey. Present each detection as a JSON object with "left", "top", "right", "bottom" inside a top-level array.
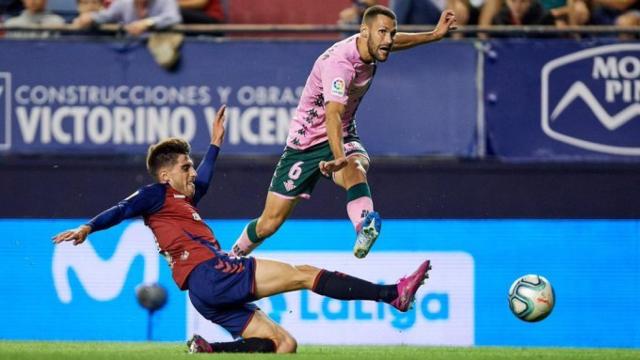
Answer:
[
  {"left": 192, "top": 212, "right": 202, "bottom": 221},
  {"left": 284, "top": 180, "right": 296, "bottom": 192},
  {"left": 331, "top": 78, "right": 346, "bottom": 97}
]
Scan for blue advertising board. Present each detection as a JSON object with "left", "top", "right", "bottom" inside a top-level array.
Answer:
[
  {"left": 1, "top": 218, "right": 638, "bottom": 347},
  {"left": 0, "top": 39, "right": 478, "bottom": 156},
  {"left": 484, "top": 40, "right": 640, "bottom": 161}
]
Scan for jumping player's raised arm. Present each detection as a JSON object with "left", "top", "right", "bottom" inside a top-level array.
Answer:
[
  {"left": 391, "top": 9, "right": 457, "bottom": 51},
  {"left": 193, "top": 105, "right": 226, "bottom": 205}
]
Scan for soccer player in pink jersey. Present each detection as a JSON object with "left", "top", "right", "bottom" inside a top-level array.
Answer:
[
  {"left": 231, "top": 5, "right": 457, "bottom": 259},
  {"left": 52, "top": 105, "right": 432, "bottom": 353}
]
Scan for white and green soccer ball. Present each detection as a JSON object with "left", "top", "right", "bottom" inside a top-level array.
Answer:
[{"left": 508, "top": 274, "right": 555, "bottom": 322}]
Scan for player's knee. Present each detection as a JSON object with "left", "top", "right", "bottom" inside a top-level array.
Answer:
[
  {"left": 272, "top": 331, "right": 298, "bottom": 353},
  {"left": 294, "top": 264, "right": 321, "bottom": 288},
  {"left": 297, "top": 264, "right": 321, "bottom": 272},
  {"left": 275, "top": 333, "right": 297, "bottom": 353},
  {"left": 350, "top": 157, "right": 369, "bottom": 175}
]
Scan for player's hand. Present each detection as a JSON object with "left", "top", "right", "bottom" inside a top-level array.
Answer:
[
  {"left": 211, "top": 105, "right": 227, "bottom": 147},
  {"left": 52, "top": 225, "right": 91, "bottom": 246},
  {"left": 319, "top": 157, "right": 348, "bottom": 177},
  {"left": 433, "top": 9, "right": 457, "bottom": 39}
]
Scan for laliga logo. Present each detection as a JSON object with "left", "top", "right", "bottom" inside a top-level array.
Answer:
[
  {"left": 52, "top": 222, "right": 159, "bottom": 303},
  {"left": 541, "top": 44, "right": 640, "bottom": 155}
]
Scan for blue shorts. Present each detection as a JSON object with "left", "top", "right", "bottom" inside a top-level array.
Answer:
[{"left": 187, "top": 255, "right": 258, "bottom": 338}]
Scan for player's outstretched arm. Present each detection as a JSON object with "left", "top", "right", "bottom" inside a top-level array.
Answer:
[
  {"left": 52, "top": 186, "right": 165, "bottom": 246},
  {"left": 392, "top": 10, "right": 457, "bottom": 51}
]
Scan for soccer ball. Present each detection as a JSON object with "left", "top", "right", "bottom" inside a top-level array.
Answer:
[{"left": 508, "top": 274, "right": 555, "bottom": 322}]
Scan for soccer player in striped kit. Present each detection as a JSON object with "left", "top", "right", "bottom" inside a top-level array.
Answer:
[{"left": 52, "top": 106, "right": 432, "bottom": 353}]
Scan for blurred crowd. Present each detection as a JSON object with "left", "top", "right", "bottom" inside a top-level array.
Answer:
[
  {"left": 0, "top": 0, "right": 222, "bottom": 37},
  {"left": 342, "top": 0, "right": 640, "bottom": 36},
  {"left": 0, "top": 0, "right": 638, "bottom": 38}
]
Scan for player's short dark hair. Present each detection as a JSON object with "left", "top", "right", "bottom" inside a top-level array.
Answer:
[
  {"left": 362, "top": 5, "right": 396, "bottom": 25},
  {"left": 146, "top": 137, "right": 191, "bottom": 180}
]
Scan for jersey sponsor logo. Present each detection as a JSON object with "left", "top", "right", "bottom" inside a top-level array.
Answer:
[
  {"left": 52, "top": 221, "right": 159, "bottom": 303},
  {"left": 541, "top": 44, "right": 640, "bottom": 155},
  {"left": 331, "top": 78, "right": 346, "bottom": 97}
]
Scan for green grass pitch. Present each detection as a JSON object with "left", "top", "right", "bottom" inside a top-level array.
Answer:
[{"left": 1, "top": 342, "right": 639, "bottom": 360}]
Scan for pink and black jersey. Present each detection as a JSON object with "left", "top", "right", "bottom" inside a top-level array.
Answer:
[
  {"left": 287, "top": 34, "right": 377, "bottom": 150},
  {"left": 86, "top": 145, "right": 222, "bottom": 290}
]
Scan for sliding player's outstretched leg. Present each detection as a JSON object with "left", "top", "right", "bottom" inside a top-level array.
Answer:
[
  {"left": 188, "top": 258, "right": 432, "bottom": 354},
  {"left": 253, "top": 258, "right": 431, "bottom": 312}
]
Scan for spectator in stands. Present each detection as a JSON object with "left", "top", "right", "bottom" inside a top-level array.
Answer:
[
  {"left": 605, "top": 0, "right": 640, "bottom": 39},
  {"left": 76, "top": 0, "right": 103, "bottom": 15},
  {"left": 4, "top": 0, "right": 65, "bottom": 37},
  {"left": 590, "top": 0, "right": 639, "bottom": 39},
  {"left": 390, "top": 0, "right": 443, "bottom": 24},
  {"left": 546, "top": 0, "right": 592, "bottom": 28},
  {"left": 447, "top": 0, "right": 481, "bottom": 26},
  {"left": 443, "top": 0, "right": 505, "bottom": 39},
  {"left": 338, "top": 0, "right": 377, "bottom": 26},
  {"left": 178, "top": 0, "right": 223, "bottom": 24},
  {"left": 72, "top": 0, "right": 181, "bottom": 36},
  {"left": 616, "top": 11, "right": 640, "bottom": 39},
  {"left": 450, "top": 0, "right": 587, "bottom": 35},
  {"left": 492, "top": 0, "right": 551, "bottom": 25},
  {"left": 0, "top": 0, "right": 24, "bottom": 19},
  {"left": 591, "top": 0, "right": 638, "bottom": 24},
  {"left": 540, "top": 0, "right": 565, "bottom": 9}
]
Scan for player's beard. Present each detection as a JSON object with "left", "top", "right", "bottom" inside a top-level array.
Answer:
[
  {"left": 185, "top": 182, "right": 195, "bottom": 197},
  {"left": 368, "top": 37, "right": 390, "bottom": 62}
]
